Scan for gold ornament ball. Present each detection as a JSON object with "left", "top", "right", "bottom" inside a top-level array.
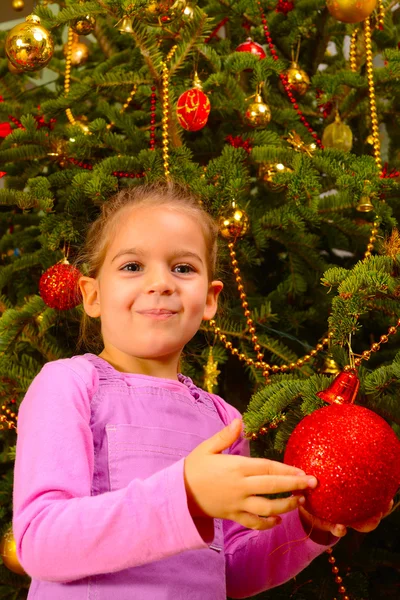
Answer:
[
  {"left": 0, "top": 528, "right": 26, "bottom": 576},
  {"left": 63, "top": 40, "right": 89, "bottom": 66},
  {"left": 283, "top": 62, "right": 310, "bottom": 96},
  {"left": 326, "top": 0, "right": 377, "bottom": 23},
  {"left": 8, "top": 60, "right": 23, "bottom": 74},
  {"left": 12, "top": 0, "right": 24, "bottom": 11},
  {"left": 322, "top": 115, "right": 353, "bottom": 151},
  {"left": 71, "top": 15, "right": 96, "bottom": 36},
  {"left": 244, "top": 95, "right": 271, "bottom": 128},
  {"left": 5, "top": 15, "right": 54, "bottom": 72},
  {"left": 259, "top": 162, "right": 293, "bottom": 191},
  {"left": 219, "top": 204, "right": 250, "bottom": 239},
  {"left": 142, "top": 0, "right": 187, "bottom": 26}
]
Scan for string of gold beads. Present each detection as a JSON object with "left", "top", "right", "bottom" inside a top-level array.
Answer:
[
  {"left": 349, "top": 29, "right": 358, "bottom": 72},
  {"left": 106, "top": 84, "right": 138, "bottom": 131},
  {"left": 64, "top": 28, "right": 76, "bottom": 127},
  {"left": 364, "top": 219, "right": 380, "bottom": 259},
  {"left": 326, "top": 548, "right": 350, "bottom": 600},
  {"left": 352, "top": 318, "right": 400, "bottom": 367},
  {"left": 0, "top": 404, "right": 17, "bottom": 432},
  {"left": 245, "top": 414, "right": 287, "bottom": 440},
  {"left": 161, "top": 45, "right": 177, "bottom": 180},
  {"left": 376, "top": 0, "right": 385, "bottom": 30},
  {"left": 364, "top": 17, "right": 382, "bottom": 174}
]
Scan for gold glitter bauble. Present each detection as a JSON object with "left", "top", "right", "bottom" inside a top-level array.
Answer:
[
  {"left": 142, "top": 0, "right": 187, "bottom": 26},
  {"left": 322, "top": 114, "right": 353, "bottom": 151},
  {"left": 12, "top": 0, "right": 25, "bottom": 11},
  {"left": 259, "top": 162, "right": 293, "bottom": 191},
  {"left": 63, "top": 40, "right": 89, "bottom": 66},
  {"left": 8, "top": 60, "right": 23, "bottom": 74},
  {"left": 5, "top": 15, "right": 54, "bottom": 72},
  {"left": 283, "top": 61, "right": 310, "bottom": 96},
  {"left": 219, "top": 203, "right": 249, "bottom": 239},
  {"left": 0, "top": 528, "right": 26, "bottom": 576},
  {"left": 326, "top": 0, "right": 377, "bottom": 23},
  {"left": 244, "top": 93, "right": 271, "bottom": 128},
  {"left": 71, "top": 15, "right": 96, "bottom": 36}
]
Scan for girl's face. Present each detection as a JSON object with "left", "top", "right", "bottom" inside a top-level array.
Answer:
[{"left": 79, "top": 205, "right": 223, "bottom": 375}]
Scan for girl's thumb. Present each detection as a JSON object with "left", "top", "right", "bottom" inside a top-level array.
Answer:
[{"left": 208, "top": 418, "right": 242, "bottom": 454}]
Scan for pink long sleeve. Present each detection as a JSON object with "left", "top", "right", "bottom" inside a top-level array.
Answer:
[{"left": 12, "top": 362, "right": 210, "bottom": 582}]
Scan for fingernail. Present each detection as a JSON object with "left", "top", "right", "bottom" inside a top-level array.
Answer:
[
  {"left": 308, "top": 477, "right": 318, "bottom": 488},
  {"left": 296, "top": 469, "right": 306, "bottom": 476},
  {"left": 298, "top": 496, "right": 306, "bottom": 505}
]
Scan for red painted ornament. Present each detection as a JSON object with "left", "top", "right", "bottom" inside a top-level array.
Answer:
[
  {"left": 176, "top": 76, "right": 211, "bottom": 132},
  {"left": 39, "top": 262, "right": 82, "bottom": 310},
  {"left": 284, "top": 399, "right": 400, "bottom": 525},
  {"left": 235, "top": 37, "right": 266, "bottom": 60},
  {"left": 316, "top": 369, "right": 360, "bottom": 405}
]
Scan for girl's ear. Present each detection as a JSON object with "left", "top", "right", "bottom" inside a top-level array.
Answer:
[
  {"left": 203, "top": 280, "right": 224, "bottom": 321},
  {"left": 79, "top": 276, "right": 101, "bottom": 318}
]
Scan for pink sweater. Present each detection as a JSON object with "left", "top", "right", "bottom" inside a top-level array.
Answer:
[{"left": 13, "top": 353, "right": 336, "bottom": 599}]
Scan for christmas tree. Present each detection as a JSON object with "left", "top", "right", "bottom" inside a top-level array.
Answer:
[{"left": 1, "top": 0, "right": 400, "bottom": 597}]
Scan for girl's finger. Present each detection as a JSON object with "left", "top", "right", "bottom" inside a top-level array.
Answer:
[
  {"left": 244, "top": 474, "right": 318, "bottom": 496},
  {"left": 244, "top": 493, "right": 305, "bottom": 517},
  {"left": 240, "top": 457, "right": 307, "bottom": 478}
]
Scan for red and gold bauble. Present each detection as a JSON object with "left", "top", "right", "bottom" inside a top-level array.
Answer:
[
  {"left": 284, "top": 371, "right": 400, "bottom": 525},
  {"left": 39, "top": 261, "right": 82, "bottom": 310},
  {"left": 0, "top": 528, "right": 26, "bottom": 576},
  {"left": 176, "top": 75, "right": 211, "bottom": 132},
  {"left": 326, "top": 0, "right": 377, "bottom": 23},
  {"left": 236, "top": 37, "right": 266, "bottom": 60},
  {"left": 5, "top": 15, "right": 54, "bottom": 72}
]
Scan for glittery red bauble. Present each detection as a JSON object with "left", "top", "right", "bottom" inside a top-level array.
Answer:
[
  {"left": 236, "top": 38, "right": 266, "bottom": 59},
  {"left": 176, "top": 88, "right": 211, "bottom": 132},
  {"left": 39, "top": 263, "right": 82, "bottom": 310},
  {"left": 284, "top": 403, "right": 400, "bottom": 525}
]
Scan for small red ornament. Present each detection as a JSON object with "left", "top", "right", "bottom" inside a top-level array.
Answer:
[
  {"left": 225, "top": 134, "right": 252, "bottom": 154},
  {"left": 316, "top": 369, "right": 360, "bottom": 405},
  {"left": 0, "top": 122, "right": 12, "bottom": 138},
  {"left": 39, "top": 262, "right": 82, "bottom": 310},
  {"left": 276, "top": 0, "right": 294, "bottom": 13},
  {"left": 284, "top": 373, "right": 400, "bottom": 525},
  {"left": 176, "top": 74, "right": 211, "bottom": 132},
  {"left": 235, "top": 37, "right": 266, "bottom": 60}
]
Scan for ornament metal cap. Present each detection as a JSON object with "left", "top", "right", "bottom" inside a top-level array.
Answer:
[{"left": 316, "top": 368, "right": 360, "bottom": 405}]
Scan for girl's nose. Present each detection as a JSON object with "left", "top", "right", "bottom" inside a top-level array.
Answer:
[{"left": 145, "top": 268, "right": 176, "bottom": 295}]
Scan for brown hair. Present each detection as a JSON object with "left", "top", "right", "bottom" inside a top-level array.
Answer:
[{"left": 75, "top": 181, "right": 219, "bottom": 351}]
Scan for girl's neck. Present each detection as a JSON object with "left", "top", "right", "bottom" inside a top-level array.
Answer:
[{"left": 98, "top": 348, "right": 180, "bottom": 381}]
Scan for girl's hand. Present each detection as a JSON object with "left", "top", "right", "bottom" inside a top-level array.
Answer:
[
  {"left": 298, "top": 499, "right": 394, "bottom": 544},
  {"left": 184, "top": 419, "right": 318, "bottom": 531}
]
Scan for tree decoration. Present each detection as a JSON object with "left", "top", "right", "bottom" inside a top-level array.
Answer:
[
  {"left": 282, "top": 61, "right": 310, "bottom": 96},
  {"left": 0, "top": 528, "right": 25, "bottom": 575},
  {"left": 63, "top": 32, "right": 89, "bottom": 66},
  {"left": 5, "top": 14, "right": 54, "bottom": 72},
  {"left": 71, "top": 14, "right": 96, "bottom": 36},
  {"left": 286, "top": 131, "right": 317, "bottom": 156},
  {"left": 319, "top": 353, "right": 341, "bottom": 375},
  {"left": 326, "top": 0, "right": 377, "bottom": 23},
  {"left": 12, "top": 0, "right": 24, "bottom": 11},
  {"left": 141, "top": 0, "right": 187, "bottom": 26},
  {"left": 364, "top": 17, "right": 382, "bottom": 173},
  {"left": 39, "top": 261, "right": 82, "bottom": 310},
  {"left": 218, "top": 202, "right": 249, "bottom": 239},
  {"left": 176, "top": 72, "right": 211, "bottom": 132},
  {"left": 276, "top": 0, "right": 294, "bottom": 13},
  {"left": 203, "top": 347, "right": 220, "bottom": 393},
  {"left": 243, "top": 83, "right": 271, "bottom": 128},
  {"left": 0, "top": 122, "right": 12, "bottom": 138},
  {"left": 235, "top": 37, "right": 266, "bottom": 60},
  {"left": 284, "top": 383, "right": 400, "bottom": 524},
  {"left": 258, "top": 162, "right": 293, "bottom": 191},
  {"left": 225, "top": 134, "right": 252, "bottom": 154},
  {"left": 321, "top": 112, "right": 353, "bottom": 151},
  {"left": 161, "top": 45, "right": 177, "bottom": 178},
  {"left": 116, "top": 16, "right": 134, "bottom": 33}
]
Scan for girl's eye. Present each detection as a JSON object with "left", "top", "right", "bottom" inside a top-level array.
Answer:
[
  {"left": 174, "top": 264, "right": 195, "bottom": 274},
  {"left": 121, "top": 262, "right": 142, "bottom": 272}
]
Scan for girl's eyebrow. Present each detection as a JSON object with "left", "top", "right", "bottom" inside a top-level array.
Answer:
[{"left": 111, "top": 247, "right": 204, "bottom": 264}]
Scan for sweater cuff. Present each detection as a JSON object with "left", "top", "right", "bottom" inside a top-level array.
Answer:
[{"left": 165, "top": 457, "right": 215, "bottom": 550}]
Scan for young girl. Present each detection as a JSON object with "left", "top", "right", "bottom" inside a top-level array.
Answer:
[{"left": 13, "top": 182, "right": 388, "bottom": 599}]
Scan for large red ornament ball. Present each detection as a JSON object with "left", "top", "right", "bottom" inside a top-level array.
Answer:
[
  {"left": 39, "top": 263, "right": 82, "bottom": 310},
  {"left": 176, "top": 88, "right": 211, "bottom": 132},
  {"left": 236, "top": 37, "right": 266, "bottom": 60},
  {"left": 284, "top": 403, "right": 400, "bottom": 525}
]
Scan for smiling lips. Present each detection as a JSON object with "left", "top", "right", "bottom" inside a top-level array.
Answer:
[{"left": 137, "top": 309, "right": 178, "bottom": 319}]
